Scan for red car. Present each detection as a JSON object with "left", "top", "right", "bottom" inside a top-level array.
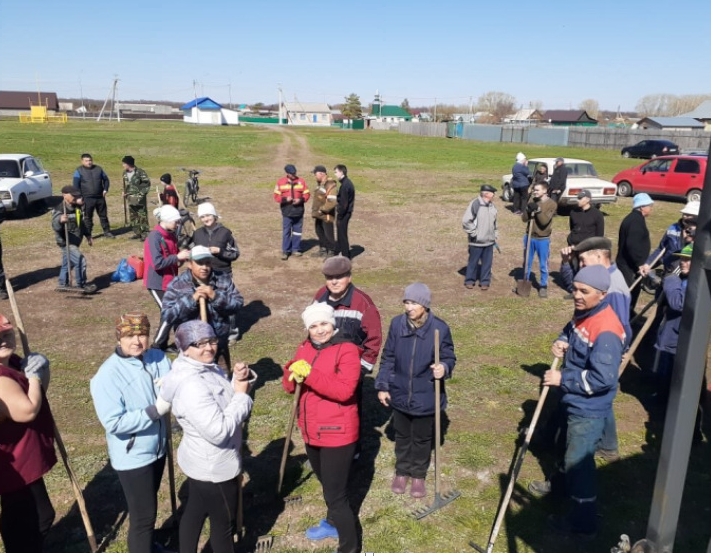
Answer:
[{"left": 612, "top": 155, "right": 707, "bottom": 203}]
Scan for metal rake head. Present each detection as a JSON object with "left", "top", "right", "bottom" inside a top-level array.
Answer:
[
  {"left": 411, "top": 490, "right": 461, "bottom": 520},
  {"left": 283, "top": 494, "right": 303, "bottom": 507},
  {"left": 255, "top": 535, "right": 274, "bottom": 553}
]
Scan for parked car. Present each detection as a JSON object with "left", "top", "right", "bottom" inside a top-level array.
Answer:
[
  {"left": 612, "top": 155, "right": 707, "bottom": 203},
  {"left": 0, "top": 154, "right": 53, "bottom": 216},
  {"left": 501, "top": 157, "right": 618, "bottom": 207},
  {"left": 620, "top": 139, "right": 679, "bottom": 159}
]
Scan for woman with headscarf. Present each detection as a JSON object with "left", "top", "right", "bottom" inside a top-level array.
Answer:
[
  {"left": 0, "top": 314, "right": 55, "bottom": 552},
  {"left": 159, "top": 320, "right": 253, "bottom": 553},
  {"left": 282, "top": 302, "right": 361, "bottom": 552},
  {"left": 375, "top": 283, "right": 456, "bottom": 499}
]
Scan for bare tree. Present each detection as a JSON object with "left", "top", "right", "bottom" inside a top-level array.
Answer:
[
  {"left": 579, "top": 99, "right": 599, "bottom": 119},
  {"left": 529, "top": 100, "right": 544, "bottom": 111},
  {"left": 476, "top": 91, "right": 516, "bottom": 122}
]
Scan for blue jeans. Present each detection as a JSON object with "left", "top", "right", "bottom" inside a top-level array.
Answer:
[
  {"left": 58, "top": 245, "right": 87, "bottom": 286},
  {"left": 564, "top": 414, "right": 605, "bottom": 534},
  {"left": 524, "top": 235, "right": 550, "bottom": 287},
  {"left": 282, "top": 215, "right": 303, "bottom": 253},
  {"left": 465, "top": 244, "right": 494, "bottom": 286}
]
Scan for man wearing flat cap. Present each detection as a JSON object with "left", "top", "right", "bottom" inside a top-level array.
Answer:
[
  {"left": 548, "top": 157, "right": 567, "bottom": 203},
  {"left": 274, "top": 164, "right": 310, "bottom": 260},
  {"left": 567, "top": 189, "right": 604, "bottom": 248},
  {"left": 122, "top": 155, "right": 152, "bottom": 240},
  {"left": 530, "top": 265, "right": 625, "bottom": 539},
  {"left": 310, "top": 165, "right": 338, "bottom": 257},
  {"left": 462, "top": 184, "right": 498, "bottom": 291},
  {"left": 314, "top": 255, "right": 383, "bottom": 457}
]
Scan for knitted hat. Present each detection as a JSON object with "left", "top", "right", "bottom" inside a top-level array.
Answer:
[
  {"left": 515, "top": 152, "right": 526, "bottom": 163},
  {"left": 284, "top": 164, "right": 297, "bottom": 175},
  {"left": 573, "top": 265, "right": 610, "bottom": 292},
  {"left": 301, "top": 302, "right": 336, "bottom": 330},
  {"left": 159, "top": 205, "right": 181, "bottom": 223},
  {"left": 681, "top": 201, "right": 700, "bottom": 216},
  {"left": 197, "top": 202, "right": 219, "bottom": 218},
  {"left": 633, "top": 193, "right": 654, "bottom": 209},
  {"left": 0, "top": 314, "right": 14, "bottom": 333},
  {"left": 160, "top": 173, "right": 172, "bottom": 184},
  {"left": 322, "top": 256, "right": 352, "bottom": 277},
  {"left": 403, "top": 282, "right": 431, "bottom": 309},
  {"left": 175, "top": 320, "right": 216, "bottom": 352},
  {"left": 115, "top": 311, "right": 150, "bottom": 340},
  {"left": 122, "top": 155, "right": 135, "bottom": 166}
]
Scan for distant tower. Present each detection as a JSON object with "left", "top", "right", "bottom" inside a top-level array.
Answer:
[{"left": 373, "top": 90, "right": 382, "bottom": 119}]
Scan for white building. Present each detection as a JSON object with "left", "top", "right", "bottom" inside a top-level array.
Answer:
[
  {"left": 181, "top": 97, "right": 239, "bottom": 125},
  {"left": 282, "top": 101, "right": 332, "bottom": 126}
]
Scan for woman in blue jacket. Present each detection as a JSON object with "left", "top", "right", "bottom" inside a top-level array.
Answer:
[
  {"left": 375, "top": 283, "right": 456, "bottom": 499},
  {"left": 90, "top": 312, "right": 172, "bottom": 553}
]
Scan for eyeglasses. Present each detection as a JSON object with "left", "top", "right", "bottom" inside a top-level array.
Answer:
[{"left": 190, "top": 337, "right": 219, "bottom": 349}]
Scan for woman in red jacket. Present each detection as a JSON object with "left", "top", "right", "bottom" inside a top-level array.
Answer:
[
  {"left": 0, "top": 314, "right": 56, "bottom": 552},
  {"left": 282, "top": 302, "right": 361, "bottom": 552}
]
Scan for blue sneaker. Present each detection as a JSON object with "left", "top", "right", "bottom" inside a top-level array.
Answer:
[{"left": 305, "top": 519, "right": 339, "bottom": 541}]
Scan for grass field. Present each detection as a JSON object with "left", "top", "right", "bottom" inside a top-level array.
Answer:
[{"left": 0, "top": 120, "right": 709, "bottom": 553}]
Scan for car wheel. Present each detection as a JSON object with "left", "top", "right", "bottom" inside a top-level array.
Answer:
[
  {"left": 686, "top": 189, "right": 702, "bottom": 203},
  {"left": 502, "top": 184, "right": 512, "bottom": 202},
  {"left": 15, "top": 194, "right": 29, "bottom": 218},
  {"left": 622, "top": 151, "right": 631, "bottom": 158},
  {"left": 617, "top": 181, "right": 633, "bottom": 197}
]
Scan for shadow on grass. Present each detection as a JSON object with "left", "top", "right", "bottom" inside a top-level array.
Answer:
[
  {"left": 238, "top": 300, "right": 272, "bottom": 338},
  {"left": 9, "top": 266, "right": 61, "bottom": 291}
]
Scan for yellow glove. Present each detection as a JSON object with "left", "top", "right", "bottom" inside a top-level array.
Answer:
[{"left": 288, "top": 359, "right": 312, "bottom": 383}]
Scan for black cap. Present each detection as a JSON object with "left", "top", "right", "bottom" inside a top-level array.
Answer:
[
  {"left": 122, "top": 155, "right": 135, "bottom": 166},
  {"left": 284, "top": 164, "right": 297, "bottom": 175},
  {"left": 61, "top": 185, "right": 82, "bottom": 197},
  {"left": 573, "top": 236, "right": 612, "bottom": 253},
  {"left": 312, "top": 165, "right": 327, "bottom": 174},
  {"left": 480, "top": 184, "right": 497, "bottom": 193},
  {"left": 577, "top": 189, "right": 592, "bottom": 199},
  {"left": 160, "top": 173, "right": 172, "bottom": 184}
]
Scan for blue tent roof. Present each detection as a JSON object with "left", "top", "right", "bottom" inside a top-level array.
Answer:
[{"left": 180, "top": 97, "right": 222, "bottom": 110}]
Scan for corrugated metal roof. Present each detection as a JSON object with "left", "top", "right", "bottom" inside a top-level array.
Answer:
[
  {"left": 681, "top": 100, "right": 711, "bottom": 119},
  {"left": 180, "top": 97, "right": 222, "bottom": 110},
  {"left": 283, "top": 101, "right": 331, "bottom": 113},
  {"left": 639, "top": 116, "right": 704, "bottom": 128},
  {"left": 370, "top": 104, "right": 411, "bottom": 118},
  {"left": 0, "top": 90, "right": 59, "bottom": 110}
]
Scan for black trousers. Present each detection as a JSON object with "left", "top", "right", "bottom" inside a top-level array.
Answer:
[
  {"left": 305, "top": 442, "right": 359, "bottom": 553},
  {"left": 116, "top": 456, "right": 166, "bottom": 553},
  {"left": 0, "top": 477, "right": 55, "bottom": 552},
  {"left": 149, "top": 289, "right": 171, "bottom": 349},
  {"left": 84, "top": 195, "right": 111, "bottom": 234},
  {"left": 179, "top": 476, "right": 239, "bottom": 553},
  {"left": 336, "top": 213, "right": 352, "bottom": 259},
  {"left": 315, "top": 219, "right": 336, "bottom": 252},
  {"left": 512, "top": 188, "right": 529, "bottom": 214},
  {"left": 393, "top": 409, "right": 434, "bottom": 479}
]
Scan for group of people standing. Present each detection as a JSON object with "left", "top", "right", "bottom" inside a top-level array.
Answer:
[{"left": 274, "top": 164, "right": 355, "bottom": 260}]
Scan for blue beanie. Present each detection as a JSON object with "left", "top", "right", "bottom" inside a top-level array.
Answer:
[
  {"left": 403, "top": 282, "right": 431, "bottom": 309},
  {"left": 633, "top": 193, "right": 654, "bottom": 209},
  {"left": 573, "top": 265, "right": 610, "bottom": 292},
  {"left": 175, "top": 320, "right": 216, "bottom": 351},
  {"left": 284, "top": 164, "right": 297, "bottom": 175}
]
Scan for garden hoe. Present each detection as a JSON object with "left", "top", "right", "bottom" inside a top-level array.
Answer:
[
  {"left": 412, "top": 329, "right": 460, "bottom": 519},
  {"left": 469, "top": 357, "right": 559, "bottom": 553},
  {"left": 515, "top": 219, "right": 534, "bottom": 297}
]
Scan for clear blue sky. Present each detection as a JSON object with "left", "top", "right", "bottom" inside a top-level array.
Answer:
[{"left": 1, "top": 0, "right": 709, "bottom": 111}]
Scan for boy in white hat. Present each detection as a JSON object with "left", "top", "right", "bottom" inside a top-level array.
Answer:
[{"left": 640, "top": 200, "right": 698, "bottom": 278}]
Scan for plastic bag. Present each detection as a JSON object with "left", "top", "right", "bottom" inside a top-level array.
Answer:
[{"left": 111, "top": 258, "right": 137, "bottom": 283}]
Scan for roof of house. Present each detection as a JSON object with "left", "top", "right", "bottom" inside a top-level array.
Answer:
[
  {"left": 0, "top": 90, "right": 59, "bottom": 110},
  {"left": 681, "top": 100, "right": 711, "bottom": 119},
  {"left": 638, "top": 116, "right": 705, "bottom": 128},
  {"left": 509, "top": 108, "right": 543, "bottom": 121},
  {"left": 543, "top": 110, "right": 597, "bottom": 123},
  {"left": 180, "top": 97, "right": 222, "bottom": 110},
  {"left": 370, "top": 104, "right": 411, "bottom": 118},
  {"left": 283, "top": 101, "right": 331, "bottom": 113}
]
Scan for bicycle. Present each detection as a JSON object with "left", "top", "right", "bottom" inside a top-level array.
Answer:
[{"left": 181, "top": 168, "right": 201, "bottom": 206}]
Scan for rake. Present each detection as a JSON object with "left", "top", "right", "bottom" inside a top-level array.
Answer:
[
  {"left": 412, "top": 329, "right": 460, "bottom": 519},
  {"left": 255, "top": 535, "right": 274, "bottom": 553}
]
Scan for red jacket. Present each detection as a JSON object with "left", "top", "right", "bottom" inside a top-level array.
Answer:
[
  {"left": 282, "top": 335, "right": 360, "bottom": 448},
  {"left": 143, "top": 224, "right": 180, "bottom": 291},
  {"left": 274, "top": 176, "right": 310, "bottom": 218}
]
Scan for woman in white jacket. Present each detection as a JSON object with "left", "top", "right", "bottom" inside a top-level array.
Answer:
[{"left": 159, "top": 319, "right": 252, "bottom": 553}]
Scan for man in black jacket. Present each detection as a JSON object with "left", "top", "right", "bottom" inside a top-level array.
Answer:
[
  {"left": 567, "top": 189, "right": 604, "bottom": 246},
  {"left": 334, "top": 164, "right": 355, "bottom": 259},
  {"left": 548, "top": 157, "right": 567, "bottom": 203},
  {"left": 616, "top": 193, "right": 654, "bottom": 315},
  {"left": 73, "top": 153, "right": 113, "bottom": 238}
]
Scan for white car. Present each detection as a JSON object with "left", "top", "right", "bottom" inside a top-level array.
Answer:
[
  {"left": 501, "top": 157, "right": 617, "bottom": 207},
  {"left": 0, "top": 154, "right": 53, "bottom": 216}
]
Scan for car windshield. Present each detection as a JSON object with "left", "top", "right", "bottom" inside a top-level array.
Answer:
[
  {"left": 0, "top": 160, "right": 20, "bottom": 178},
  {"left": 566, "top": 163, "right": 598, "bottom": 177}
]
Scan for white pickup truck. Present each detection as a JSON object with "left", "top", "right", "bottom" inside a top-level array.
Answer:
[{"left": 0, "top": 154, "right": 54, "bottom": 216}]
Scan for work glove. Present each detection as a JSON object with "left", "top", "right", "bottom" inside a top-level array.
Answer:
[
  {"left": 288, "top": 360, "right": 312, "bottom": 383},
  {"left": 21, "top": 353, "right": 50, "bottom": 391},
  {"left": 526, "top": 202, "right": 540, "bottom": 215}
]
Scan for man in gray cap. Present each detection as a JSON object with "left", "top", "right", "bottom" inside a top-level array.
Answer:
[
  {"left": 461, "top": 184, "right": 498, "bottom": 291},
  {"left": 314, "top": 255, "right": 382, "bottom": 458},
  {"left": 567, "top": 189, "right": 604, "bottom": 247},
  {"left": 273, "top": 164, "right": 310, "bottom": 260},
  {"left": 530, "top": 265, "right": 625, "bottom": 539},
  {"left": 310, "top": 165, "right": 338, "bottom": 257}
]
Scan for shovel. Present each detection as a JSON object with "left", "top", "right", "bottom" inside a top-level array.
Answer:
[
  {"left": 412, "top": 329, "right": 460, "bottom": 519},
  {"left": 470, "top": 357, "right": 560, "bottom": 552},
  {"left": 277, "top": 381, "right": 304, "bottom": 506},
  {"left": 515, "top": 219, "right": 534, "bottom": 297}
]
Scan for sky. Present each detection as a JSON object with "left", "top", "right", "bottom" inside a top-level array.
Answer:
[{"left": 2, "top": 0, "right": 710, "bottom": 112}]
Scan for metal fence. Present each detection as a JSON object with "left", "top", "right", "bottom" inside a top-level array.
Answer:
[{"left": 398, "top": 121, "right": 710, "bottom": 152}]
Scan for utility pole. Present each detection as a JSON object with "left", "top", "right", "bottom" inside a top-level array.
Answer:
[
  {"left": 97, "top": 76, "right": 119, "bottom": 122},
  {"left": 228, "top": 83, "right": 233, "bottom": 110},
  {"left": 434, "top": 97, "right": 437, "bottom": 122},
  {"left": 469, "top": 96, "right": 473, "bottom": 121},
  {"left": 278, "top": 84, "right": 283, "bottom": 125},
  {"left": 79, "top": 78, "right": 85, "bottom": 119}
]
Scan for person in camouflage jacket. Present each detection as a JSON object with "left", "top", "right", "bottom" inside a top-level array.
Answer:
[{"left": 122, "top": 155, "right": 151, "bottom": 240}]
